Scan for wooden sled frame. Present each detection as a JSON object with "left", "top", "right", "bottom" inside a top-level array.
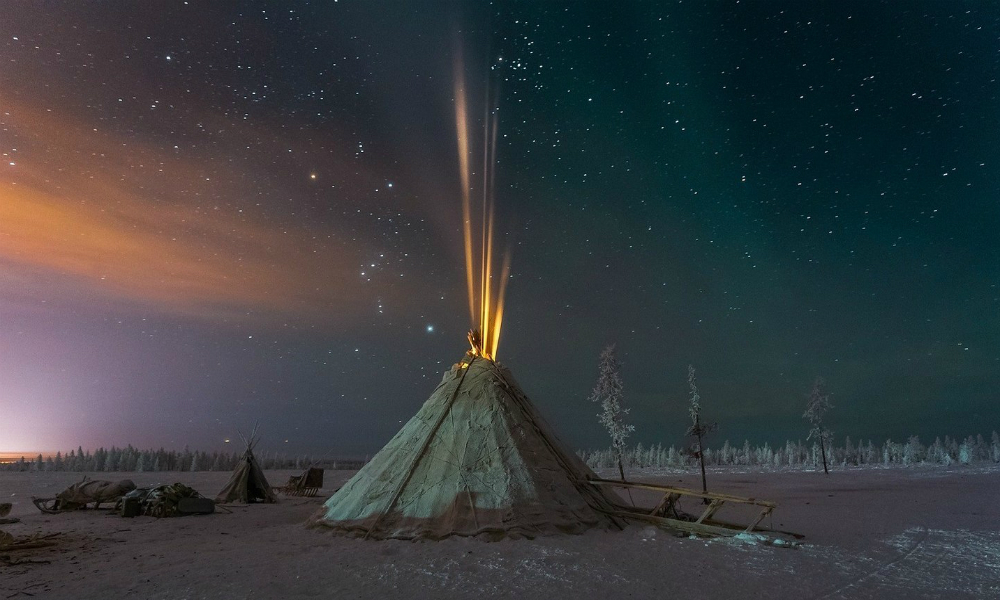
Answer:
[
  {"left": 274, "top": 467, "right": 325, "bottom": 498},
  {"left": 588, "top": 478, "right": 801, "bottom": 543},
  {"left": 30, "top": 496, "right": 114, "bottom": 514}
]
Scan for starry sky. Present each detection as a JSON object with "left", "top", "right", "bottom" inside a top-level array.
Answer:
[{"left": 2, "top": 1, "right": 998, "bottom": 456}]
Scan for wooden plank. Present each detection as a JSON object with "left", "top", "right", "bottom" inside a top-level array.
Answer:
[
  {"left": 602, "top": 509, "right": 749, "bottom": 538},
  {"left": 0, "top": 541, "right": 58, "bottom": 552},
  {"left": 602, "top": 506, "right": 803, "bottom": 540},
  {"left": 649, "top": 492, "right": 679, "bottom": 517},
  {"left": 588, "top": 478, "right": 775, "bottom": 508},
  {"left": 695, "top": 499, "right": 723, "bottom": 524},
  {"left": 744, "top": 506, "right": 773, "bottom": 533}
]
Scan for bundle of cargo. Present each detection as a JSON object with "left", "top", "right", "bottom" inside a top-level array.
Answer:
[
  {"left": 32, "top": 478, "right": 136, "bottom": 513},
  {"left": 117, "top": 483, "right": 215, "bottom": 518}
]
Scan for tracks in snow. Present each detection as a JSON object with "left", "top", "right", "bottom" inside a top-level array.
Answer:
[
  {"left": 813, "top": 526, "right": 1000, "bottom": 599},
  {"left": 812, "top": 525, "right": 929, "bottom": 599}
]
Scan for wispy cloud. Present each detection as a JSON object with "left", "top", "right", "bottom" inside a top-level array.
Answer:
[{"left": 0, "top": 101, "right": 377, "bottom": 327}]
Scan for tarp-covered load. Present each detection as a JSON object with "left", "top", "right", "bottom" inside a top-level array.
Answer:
[
  {"left": 215, "top": 429, "right": 276, "bottom": 504},
  {"left": 32, "top": 478, "right": 136, "bottom": 513},
  {"left": 118, "top": 483, "right": 215, "bottom": 517},
  {"left": 308, "top": 355, "right": 622, "bottom": 540}
]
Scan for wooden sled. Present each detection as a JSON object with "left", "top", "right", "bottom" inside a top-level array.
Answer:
[
  {"left": 274, "top": 467, "right": 324, "bottom": 497},
  {"left": 31, "top": 496, "right": 117, "bottom": 514},
  {"left": 31, "top": 478, "right": 136, "bottom": 514},
  {"left": 31, "top": 497, "right": 71, "bottom": 514},
  {"left": 588, "top": 478, "right": 802, "bottom": 545}
]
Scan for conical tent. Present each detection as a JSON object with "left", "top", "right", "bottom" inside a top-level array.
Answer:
[
  {"left": 308, "top": 355, "right": 623, "bottom": 539},
  {"left": 215, "top": 430, "right": 277, "bottom": 504}
]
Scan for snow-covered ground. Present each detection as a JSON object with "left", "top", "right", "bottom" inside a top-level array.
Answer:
[{"left": 1, "top": 466, "right": 998, "bottom": 599}]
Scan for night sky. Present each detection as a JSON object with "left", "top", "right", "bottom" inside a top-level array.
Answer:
[{"left": 2, "top": 2, "right": 998, "bottom": 456}]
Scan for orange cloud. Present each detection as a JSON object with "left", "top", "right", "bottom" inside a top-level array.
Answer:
[{"left": 0, "top": 100, "right": 376, "bottom": 327}]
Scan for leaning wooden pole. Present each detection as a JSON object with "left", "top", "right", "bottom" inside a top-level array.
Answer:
[
  {"left": 820, "top": 432, "right": 829, "bottom": 475},
  {"left": 695, "top": 414, "right": 709, "bottom": 504},
  {"left": 363, "top": 355, "right": 478, "bottom": 539}
]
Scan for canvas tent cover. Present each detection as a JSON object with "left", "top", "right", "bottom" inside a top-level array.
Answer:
[{"left": 309, "top": 357, "right": 621, "bottom": 539}]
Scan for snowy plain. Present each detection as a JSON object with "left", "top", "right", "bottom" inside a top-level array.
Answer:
[{"left": 1, "top": 465, "right": 998, "bottom": 599}]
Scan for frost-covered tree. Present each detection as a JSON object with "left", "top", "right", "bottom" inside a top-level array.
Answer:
[
  {"left": 903, "top": 435, "right": 924, "bottom": 466},
  {"left": 180, "top": 446, "right": 193, "bottom": 472},
  {"left": 589, "top": 344, "right": 634, "bottom": 482},
  {"left": 959, "top": 438, "right": 972, "bottom": 465},
  {"left": 803, "top": 377, "right": 833, "bottom": 474},
  {"left": 685, "top": 365, "right": 717, "bottom": 496},
  {"left": 103, "top": 448, "right": 118, "bottom": 472}
]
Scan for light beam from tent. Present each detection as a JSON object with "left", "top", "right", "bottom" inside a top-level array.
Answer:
[{"left": 454, "top": 50, "right": 510, "bottom": 362}]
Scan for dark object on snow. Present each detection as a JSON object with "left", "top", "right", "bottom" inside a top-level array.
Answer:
[
  {"left": 276, "top": 467, "right": 324, "bottom": 497},
  {"left": 116, "top": 483, "right": 215, "bottom": 518},
  {"left": 0, "top": 532, "right": 60, "bottom": 553},
  {"left": 0, "top": 503, "right": 14, "bottom": 542},
  {"left": 177, "top": 496, "right": 215, "bottom": 515},
  {"left": 32, "top": 478, "right": 136, "bottom": 513},
  {"left": 0, "top": 502, "right": 16, "bottom": 524},
  {"left": 120, "top": 494, "right": 143, "bottom": 518},
  {"left": 216, "top": 425, "right": 276, "bottom": 504}
]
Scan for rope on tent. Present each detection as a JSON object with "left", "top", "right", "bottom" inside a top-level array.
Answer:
[{"left": 363, "top": 355, "right": 479, "bottom": 539}]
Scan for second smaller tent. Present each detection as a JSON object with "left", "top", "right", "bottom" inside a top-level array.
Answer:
[{"left": 215, "top": 428, "right": 276, "bottom": 504}]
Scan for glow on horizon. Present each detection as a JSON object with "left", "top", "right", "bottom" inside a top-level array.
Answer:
[{"left": 0, "top": 451, "right": 60, "bottom": 463}]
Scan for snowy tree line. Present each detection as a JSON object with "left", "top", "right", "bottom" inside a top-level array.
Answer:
[
  {"left": 579, "top": 432, "right": 1000, "bottom": 470},
  {"left": 0, "top": 445, "right": 365, "bottom": 473}
]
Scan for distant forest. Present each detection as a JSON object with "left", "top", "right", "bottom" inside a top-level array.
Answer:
[
  {"left": 0, "top": 446, "right": 364, "bottom": 473},
  {"left": 1, "top": 432, "right": 997, "bottom": 473},
  {"left": 579, "top": 432, "right": 1000, "bottom": 470}
]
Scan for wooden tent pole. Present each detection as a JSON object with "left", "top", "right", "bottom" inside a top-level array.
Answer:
[{"left": 363, "top": 356, "right": 478, "bottom": 539}]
